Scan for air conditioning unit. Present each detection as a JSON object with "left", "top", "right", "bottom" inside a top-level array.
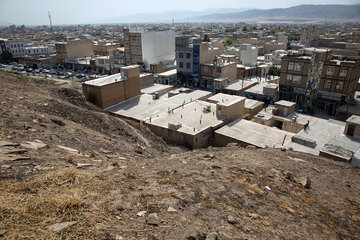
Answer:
[
  {"left": 168, "top": 122, "right": 182, "bottom": 130},
  {"left": 203, "top": 105, "right": 211, "bottom": 113}
]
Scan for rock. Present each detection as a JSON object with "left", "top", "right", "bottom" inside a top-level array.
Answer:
[
  {"left": 39, "top": 123, "right": 46, "bottom": 127},
  {"left": 23, "top": 123, "right": 31, "bottom": 130},
  {"left": 265, "top": 186, "right": 271, "bottom": 191},
  {"left": 51, "top": 119, "right": 65, "bottom": 126},
  {"left": 21, "top": 140, "right": 47, "bottom": 150},
  {"left": 167, "top": 206, "right": 177, "bottom": 212},
  {"left": 246, "top": 145, "right": 256, "bottom": 149},
  {"left": 0, "top": 229, "right": 6, "bottom": 236},
  {"left": 283, "top": 171, "right": 295, "bottom": 182},
  {"left": 227, "top": 215, "right": 236, "bottom": 224},
  {"left": 0, "top": 141, "right": 20, "bottom": 147},
  {"left": 203, "top": 153, "right": 215, "bottom": 159},
  {"left": 135, "top": 145, "right": 146, "bottom": 154},
  {"left": 115, "top": 235, "right": 124, "bottom": 240},
  {"left": 104, "top": 166, "right": 115, "bottom": 172},
  {"left": 1, "top": 164, "right": 12, "bottom": 169},
  {"left": 76, "top": 163, "right": 92, "bottom": 168},
  {"left": 47, "top": 221, "right": 77, "bottom": 232},
  {"left": 137, "top": 211, "right": 147, "bottom": 217},
  {"left": 296, "top": 176, "right": 311, "bottom": 188},
  {"left": 146, "top": 213, "right": 160, "bottom": 226},
  {"left": 281, "top": 146, "right": 286, "bottom": 152},
  {"left": 226, "top": 143, "right": 239, "bottom": 148},
  {"left": 58, "top": 145, "right": 79, "bottom": 154},
  {"left": 206, "top": 232, "right": 218, "bottom": 240}
]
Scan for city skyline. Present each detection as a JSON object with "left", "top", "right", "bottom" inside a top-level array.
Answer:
[{"left": 1, "top": 0, "right": 360, "bottom": 25}]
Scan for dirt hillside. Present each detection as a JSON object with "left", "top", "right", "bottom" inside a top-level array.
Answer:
[{"left": 0, "top": 72, "right": 359, "bottom": 240}]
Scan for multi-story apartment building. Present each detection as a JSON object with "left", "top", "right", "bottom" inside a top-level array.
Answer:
[
  {"left": 300, "top": 25, "right": 320, "bottom": 46},
  {"left": 109, "top": 47, "right": 125, "bottom": 72},
  {"left": 0, "top": 38, "right": 26, "bottom": 58},
  {"left": 175, "top": 36, "right": 220, "bottom": 84},
  {"left": 200, "top": 58, "right": 237, "bottom": 90},
  {"left": 123, "top": 29, "right": 175, "bottom": 70},
  {"left": 93, "top": 41, "right": 121, "bottom": 56},
  {"left": 55, "top": 39, "right": 94, "bottom": 63},
  {"left": 279, "top": 48, "right": 360, "bottom": 115},
  {"left": 25, "top": 46, "right": 50, "bottom": 56}
]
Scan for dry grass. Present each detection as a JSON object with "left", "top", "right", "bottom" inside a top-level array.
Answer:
[{"left": 0, "top": 168, "right": 100, "bottom": 239}]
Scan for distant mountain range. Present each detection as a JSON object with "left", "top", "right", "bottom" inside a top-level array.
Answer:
[
  {"left": 96, "top": 8, "right": 253, "bottom": 24},
  {"left": 190, "top": 4, "right": 360, "bottom": 23},
  {"left": 96, "top": 4, "right": 360, "bottom": 24}
]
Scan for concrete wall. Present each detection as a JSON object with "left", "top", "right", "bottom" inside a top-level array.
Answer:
[
  {"left": 140, "top": 74, "right": 154, "bottom": 88},
  {"left": 344, "top": 122, "right": 360, "bottom": 137},
  {"left": 275, "top": 103, "right": 296, "bottom": 116},
  {"left": 67, "top": 39, "right": 94, "bottom": 58},
  {"left": 82, "top": 82, "right": 125, "bottom": 109},
  {"left": 217, "top": 100, "right": 245, "bottom": 123},
  {"left": 123, "top": 66, "right": 141, "bottom": 100},
  {"left": 214, "top": 132, "right": 250, "bottom": 148},
  {"left": 239, "top": 44, "right": 258, "bottom": 66}
]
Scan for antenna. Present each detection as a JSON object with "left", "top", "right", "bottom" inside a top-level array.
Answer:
[{"left": 48, "top": 11, "right": 53, "bottom": 31}]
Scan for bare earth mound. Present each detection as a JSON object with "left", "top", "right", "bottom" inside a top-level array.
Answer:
[{"left": 0, "top": 73, "right": 359, "bottom": 239}]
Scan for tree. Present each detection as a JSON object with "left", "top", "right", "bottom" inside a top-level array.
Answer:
[
  {"left": 224, "top": 38, "right": 232, "bottom": 47},
  {"left": 203, "top": 34, "right": 210, "bottom": 42},
  {"left": 269, "top": 66, "right": 281, "bottom": 76},
  {"left": 0, "top": 50, "right": 13, "bottom": 63},
  {"left": 242, "top": 26, "right": 247, "bottom": 32}
]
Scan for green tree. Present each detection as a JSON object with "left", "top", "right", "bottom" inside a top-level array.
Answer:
[
  {"left": 269, "top": 66, "right": 281, "bottom": 76},
  {"left": 0, "top": 50, "right": 13, "bottom": 63},
  {"left": 224, "top": 38, "right": 232, "bottom": 47},
  {"left": 203, "top": 34, "right": 210, "bottom": 42},
  {"left": 242, "top": 26, "right": 247, "bottom": 32}
]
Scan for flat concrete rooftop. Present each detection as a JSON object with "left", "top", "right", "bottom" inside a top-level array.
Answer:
[
  {"left": 83, "top": 73, "right": 127, "bottom": 87},
  {"left": 158, "top": 69, "right": 177, "bottom": 77},
  {"left": 207, "top": 93, "right": 246, "bottom": 107},
  {"left": 346, "top": 115, "right": 360, "bottom": 125},
  {"left": 140, "top": 83, "right": 173, "bottom": 95},
  {"left": 246, "top": 82, "right": 279, "bottom": 95},
  {"left": 225, "top": 80, "right": 258, "bottom": 92},
  {"left": 216, "top": 119, "right": 295, "bottom": 148},
  {"left": 275, "top": 100, "right": 296, "bottom": 107},
  {"left": 285, "top": 118, "right": 355, "bottom": 156},
  {"left": 106, "top": 90, "right": 212, "bottom": 121},
  {"left": 245, "top": 99, "right": 263, "bottom": 110},
  {"left": 146, "top": 100, "right": 225, "bottom": 136}
]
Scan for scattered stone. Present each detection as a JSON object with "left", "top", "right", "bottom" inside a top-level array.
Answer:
[
  {"left": 21, "top": 140, "right": 47, "bottom": 150},
  {"left": 135, "top": 145, "right": 146, "bottom": 154},
  {"left": 227, "top": 215, "right": 236, "bottom": 224},
  {"left": 0, "top": 148, "right": 27, "bottom": 155},
  {"left": 39, "top": 123, "right": 46, "bottom": 127},
  {"left": 0, "top": 229, "right": 7, "bottom": 236},
  {"left": 206, "top": 232, "right": 218, "bottom": 240},
  {"left": 23, "top": 123, "right": 31, "bottom": 130},
  {"left": 246, "top": 145, "right": 256, "bottom": 149},
  {"left": 265, "top": 186, "right": 271, "bottom": 191},
  {"left": 51, "top": 119, "right": 65, "bottom": 126},
  {"left": 167, "top": 206, "right": 177, "bottom": 212},
  {"left": 226, "top": 143, "right": 239, "bottom": 148},
  {"left": 57, "top": 179, "right": 72, "bottom": 186},
  {"left": 0, "top": 141, "right": 20, "bottom": 147},
  {"left": 203, "top": 153, "right": 215, "bottom": 159},
  {"left": 58, "top": 145, "right": 79, "bottom": 154},
  {"left": 104, "top": 166, "right": 115, "bottom": 172},
  {"left": 296, "top": 176, "right": 311, "bottom": 188},
  {"left": 137, "top": 211, "right": 147, "bottom": 217},
  {"left": 34, "top": 165, "right": 52, "bottom": 171},
  {"left": 1, "top": 164, "right": 12, "bottom": 169},
  {"left": 283, "top": 171, "right": 295, "bottom": 182},
  {"left": 281, "top": 146, "right": 286, "bottom": 152},
  {"left": 146, "top": 213, "right": 160, "bottom": 226},
  {"left": 115, "top": 235, "right": 124, "bottom": 240},
  {"left": 67, "top": 159, "right": 78, "bottom": 166},
  {"left": 47, "top": 221, "right": 77, "bottom": 232},
  {"left": 76, "top": 163, "right": 92, "bottom": 168}
]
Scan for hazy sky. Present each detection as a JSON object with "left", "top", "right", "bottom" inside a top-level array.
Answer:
[{"left": 0, "top": 0, "right": 359, "bottom": 25}]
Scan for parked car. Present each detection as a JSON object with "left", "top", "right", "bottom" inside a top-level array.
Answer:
[
  {"left": 0, "top": 64, "right": 7, "bottom": 68},
  {"left": 49, "top": 70, "right": 57, "bottom": 75},
  {"left": 26, "top": 68, "right": 33, "bottom": 72},
  {"left": 76, "top": 73, "right": 86, "bottom": 79},
  {"left": 42, "top": 69, "right": 50, "bottom": 73},
  {"left": 33, "top": 69, "right": 40, "bottom": 73}
]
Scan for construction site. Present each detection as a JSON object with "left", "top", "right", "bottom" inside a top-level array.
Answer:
[{"left": 0, "top": 71, "right": 360, "bottom": 239}]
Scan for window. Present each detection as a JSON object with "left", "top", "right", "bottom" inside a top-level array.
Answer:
[
  {"left": 336, "top": 82, "right": 344, "bottom": 91},
  {"left": 216, "top": 67, "right": 221, "bottom": 74},
  {"left": 204, "top": 66, "right": 208, "bottom": 73},
  {"left": 286, "top": 74, "right": 293, "bottom": 82},
  {"left": 326, "top": 66, "right": 335, "bottom": 76},
  {"left": 186, "top": 63, "right": 191, "bottom": 69},
  {"left": 294, "top": 63, "right": 302, "bottom": 72},
  {"left": 339, "top": 68, "right": 348, "bottom": 77},
  {"left": 179, "top": 62, "right": 183, "bottom": 68},
  {"left": 179, "top": 53, "right": 184, "bottom": 58},
  {"left": 186, "top": 53, "right": 191, "bottom": 58},
  {"left": 288, "top": 62, "right": 294, "bottom": 71},
  {"left": 292, "top": 75, "right": 301, "bottom": 85},
  {"left": 323, "top": 80, "right": 331, "bottom": 89}
]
